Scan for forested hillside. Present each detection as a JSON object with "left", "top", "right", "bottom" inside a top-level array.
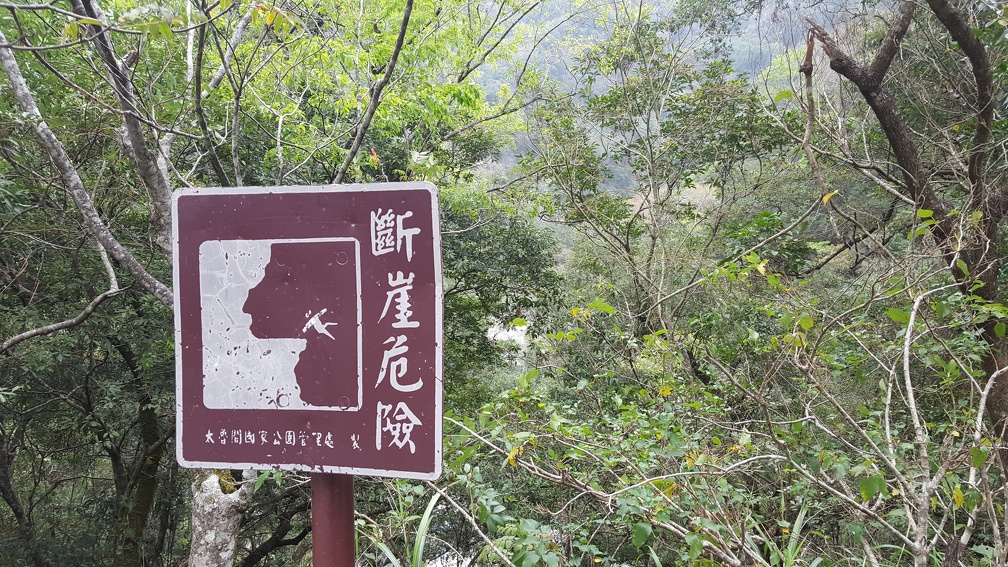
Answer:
[{"left": 2, "top": 0, "right": 1007, "bottom": 566}]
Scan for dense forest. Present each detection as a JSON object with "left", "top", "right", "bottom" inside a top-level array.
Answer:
[{"left": 2, "top": 0, "right": 1008, "bottom": 565}]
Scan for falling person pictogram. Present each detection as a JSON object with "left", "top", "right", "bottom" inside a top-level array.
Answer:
[{"left": 302, "top": 308, "right": 338, "bottom": 340}]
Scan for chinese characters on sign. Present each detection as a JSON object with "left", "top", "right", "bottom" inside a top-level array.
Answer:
[
  {"left": 371, "top": 208, "right": 420, "bottom": 260},
  {"left": 371, "top": 210, "right": 424, "bottom": 453},
  {"left": 202, "top": 427, "right": 340, "bottom": 449},
  {"left": 173, "top": 183, "right": 442, "bottom": 479}
]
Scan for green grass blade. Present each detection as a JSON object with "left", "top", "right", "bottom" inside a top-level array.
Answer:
[
  {"left": 411, "top": 491, "right": 442, "bottom": 567},
  {"left": 648, "top": 545, "right": 664, "bottom": 567},
  {"left": 375, "top": 539, "right": 403, "bottom": 567}
]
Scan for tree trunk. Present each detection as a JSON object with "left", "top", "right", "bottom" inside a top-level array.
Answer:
[
  {"left": 188, "top": 470, "right": 255, "bottom": 567},
  {"left": 0, "top": 424, "right": 52, "bottom": 567},
  {"left": 112, "top": 404, "right": 167, "bottom": 567},
  {"left": 808, "top": 0, "right": 1008, "bottom": 436}
]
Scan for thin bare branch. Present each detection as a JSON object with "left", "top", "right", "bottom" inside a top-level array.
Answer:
[
  {"left": 0, "top": 28, "right": 173, "bottom": 307},
  {"left": 1, "top": 289, "right": 123, "bottom": 353},
  {"left": 333, "top": 0, "right": 414, "bottom": 184},
  {"left": 206, "top": 6, "right": 254, "bottom": 94}
]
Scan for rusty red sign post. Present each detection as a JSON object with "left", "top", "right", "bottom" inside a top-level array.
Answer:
[{"left": 172, "top": 183, "right": 443, "bottom": 565}]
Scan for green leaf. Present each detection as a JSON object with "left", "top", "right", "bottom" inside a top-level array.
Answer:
[
  {"left": 858, "top": 475, "right": 887, "bottom": 501},
  {"left": 773, "top": 90, "right": 795, "bottom": 103},
  {"left": 254, "top": 471, "right": 269, "bottom": 492},
  {"left": 885, "top": 308, "right": 910, "bottom": 324},
  {"left": 510, "top": 317, "right": 528, "bottom": 327},
  {"left": 61, "top": 22, "right": 79, "bottom": 41},
  {"left": 995, "top": 322, "right": 1006, "bottom": 338},
  {"left": 953, "top": 485, "right": 964, "bottom": 509},
  {"left": 970, "top": 446, "right": 988, "bottom": 468},
  {"left": 934, "top": 300, "right": 950, "bottom": 318},
  {"left": 805, "top": 453, "right": 820, "bottom": 475},
  {"left": 956, "top": 258, "right": 969, "bottom": 276},
  {"left": 518, "top": 368, "right": 539, "bottom": 390},
  {"left": 917, "top": 209, "right": 934, "bottom": 218},
  {"left": 685, "top": 532, "right": 703, "bottom": 560},
  {"left": 157, "top": 21, "right": 173, "bottom": 40},
  {"left": 964, "top": 489, "right": 982, "bottom": 511},
  {"left": 798, "top": 315, "right": 814, "bottom": 330},
  {"left": 632, "top": 522, "right": 652, "bottom": 548},
  {"left": 945, "top": 363, "right": 960, "bottom": 380},
  {"left": 586, "top": 297, "right": 615, "bottom": 315}
]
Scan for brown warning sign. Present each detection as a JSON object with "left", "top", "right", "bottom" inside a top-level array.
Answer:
[{"left": 172, "top": 183, "right": 442, "bottom": 479}]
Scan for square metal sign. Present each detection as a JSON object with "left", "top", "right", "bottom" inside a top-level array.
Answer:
[{"left": 172, "top": 183, "right": 442, "bottom": 479}]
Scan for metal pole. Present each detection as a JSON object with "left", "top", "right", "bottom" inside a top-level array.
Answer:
[{"left": 312, "top": 473, "right": 355, "bottom": 566}]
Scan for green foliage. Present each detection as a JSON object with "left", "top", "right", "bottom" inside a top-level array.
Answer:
[
  {"left": 723, "top": 211, "right": 817, "bottom": 275},
  {"left": 454, "top": 256, "right": 1008, "bottom": 564},
  {"left": 6, "top": 1, "right": 1008, "bottom": 567},
  {"left": 361, "top": 487, "right": 440, "bottom": 567},
  {"left": 440, "top": 184, "right": 560, "bottom": 414},
  {"left": 1, "top": 0, "right": 553, "bottom": 564}
]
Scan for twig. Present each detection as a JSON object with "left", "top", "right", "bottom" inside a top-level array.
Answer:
[
  {"left": 333, "top": 0, "right": 414, "bottom": 183},
  {"left": 424, "top": 482, "right": 518, "bottom": 567},
  {"left": 0, "top": 28, "right": 173, "bottom": 307},
  {"left": 1, "top": 289, "right": 124, "bottom": 353}
]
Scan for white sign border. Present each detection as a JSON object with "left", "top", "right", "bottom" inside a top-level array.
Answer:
[{"left": 172, "top": 182, "right": 443, "bottom": 480}]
